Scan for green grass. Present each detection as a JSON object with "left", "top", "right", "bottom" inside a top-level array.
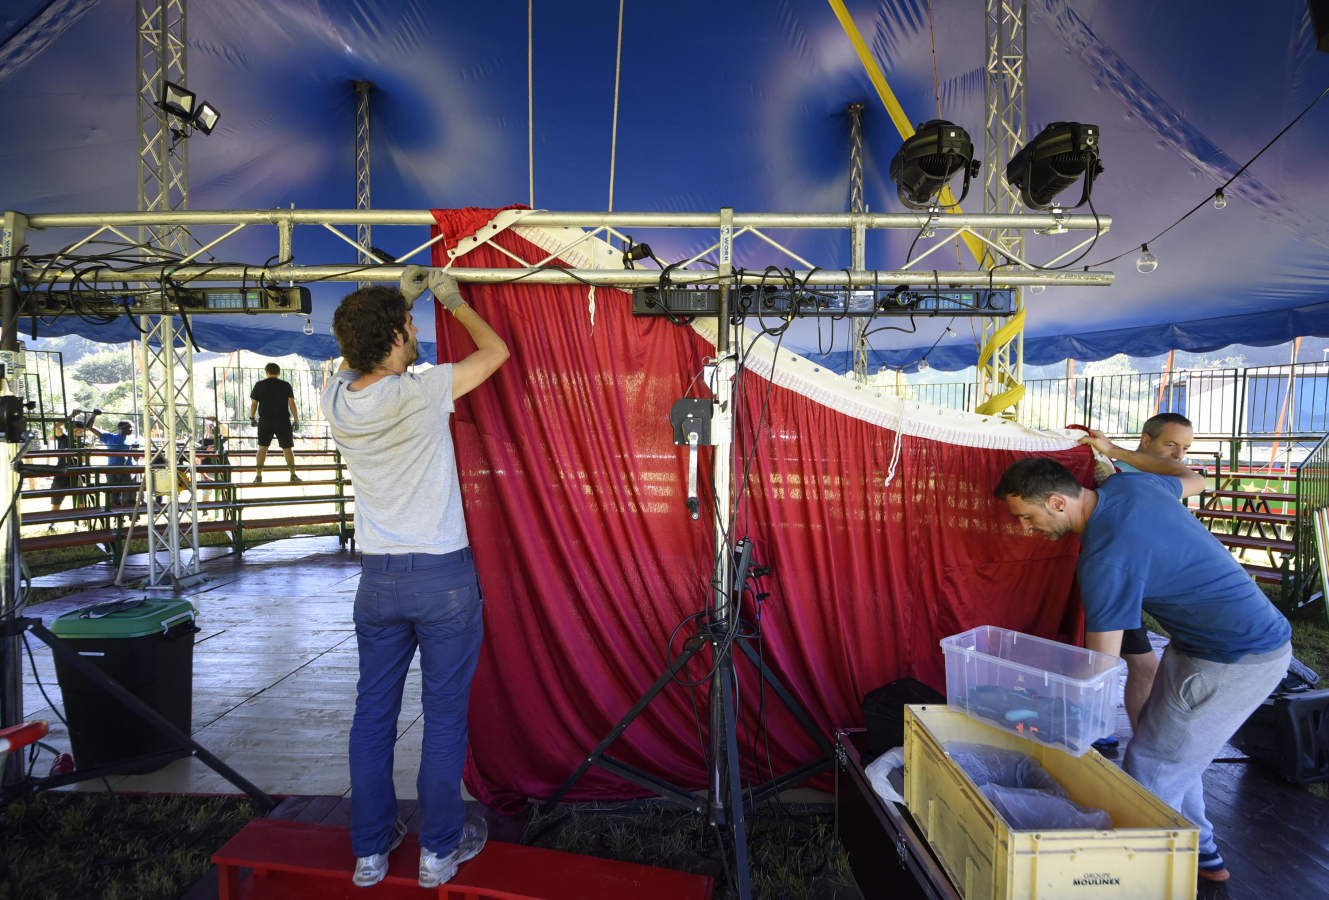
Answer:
[
  {"left": 0, "top": 793, "right": 255, "bottom": 900},
  {"left": 523, "top": 800, "right": 859, "bottom": 900}
]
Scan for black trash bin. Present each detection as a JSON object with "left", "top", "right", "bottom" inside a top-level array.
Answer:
[{"left": 49, "top": 597, "right": 197, "bottom": 772}]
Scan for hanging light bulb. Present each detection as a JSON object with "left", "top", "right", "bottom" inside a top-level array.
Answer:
[
  {"left": 303, "top": 318, "right": 315, "bottom": 336},
  {"left": 917, "top": 357, "right": 930, "bottom": 372},
  {"left": 1213, "top": 188, "right": 1227, "bottom": 210},
  {"left": 1029, "top": 283, "right": 1047, "bottom": 295},
  {"left": 1136, "top": 243, "right": 1158, "bottom": 274}
]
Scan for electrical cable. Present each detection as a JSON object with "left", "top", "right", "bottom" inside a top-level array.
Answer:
[{"left": 1085, "top": 82, "right": 1329, "bottom": 269}]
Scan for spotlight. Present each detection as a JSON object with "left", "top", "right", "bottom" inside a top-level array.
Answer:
[
  {"left": 1136, "top": 243, "right": 1158, "bottom": 274},
  {"left": 158, "top": 80, "right": 220, "bottom": 137},
  {"left": 1005, "top": 122, "right": 1103, "bottom": 210},
  {"left": 890, "top": 120, "right": 981, "bottom": 210},
  {"left": 194, "top": 102, "right": 220, "bottom": 135},
  {"left": 159, "top": 81, "right": 196, "bottom": 119},
  {"left": 622, "top": 239, "right": 660, "bottom": 269}
]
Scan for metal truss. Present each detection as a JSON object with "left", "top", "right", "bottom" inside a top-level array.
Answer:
[
  {"left": 846, "top": 103, "right": 869, "bottom": 379},
  {"left": 12, "top": 208, "right": 1113, "bottom": 291},
  {"left": 354, "top": 81, "right": 373, "bottom": 290},
  {"left": 135, "top": 0, "right": 199, "bottom": 587},
  {"left": 120, "top": 312, "right": 201, "bottom": 589},
  {"left": 980, "top": 0, "right": 1028, "bottom": 417}
]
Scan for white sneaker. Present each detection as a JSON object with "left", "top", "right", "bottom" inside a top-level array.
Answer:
[
  {"left": 419, "top": 813, "right": 488, "bottom": 888},
  {"left": 352, "top": 817, "right": 407, "bottom": 888}
]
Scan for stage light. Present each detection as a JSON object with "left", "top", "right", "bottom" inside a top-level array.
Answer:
[
  {"left": 159, "top": 81, "right": 196, "bottom": 119},
  {"left": 1136, "top": 243, "right": 1158, "bottom": 274},
  {"left": 194, "top": 102, "right": 220, "bottom": 135},
  {"left": 158, "top": 81, "right": 220, "bottom": 137},
  {"left": 889, "top": 120, "right": 981, "bottom": 210},
  {"left": 1005, "top": 122, "right": 1103, "bottom": 210},
  {"left": 1213, "top": 188, "right": 1227, "bottom": 210}
]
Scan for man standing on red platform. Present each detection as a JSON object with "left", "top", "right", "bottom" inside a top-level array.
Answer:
[{"left": 322, "top": 266, "right": 508, "bottom": 889}]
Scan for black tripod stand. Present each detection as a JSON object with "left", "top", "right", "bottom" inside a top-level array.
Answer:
[
  {"left": 0, "top": 387, "right": 273, "bottom": 810},
  {"left": 549, "top": 287, "right": 834, "bottom": 900}
]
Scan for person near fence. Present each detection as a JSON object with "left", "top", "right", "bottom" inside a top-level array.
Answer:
[
  {"left": 1093, "top": 412, "right": 1195, "bottom": 740},
  {"left": 249, "top": 362, "right": 301, "bottom": 483},
  {"left": 86, "top": 417, "right": 138, "bottom": 508},
  {"left": 47, "top": 419, "right": 89, "bottom": 530},
  {"left": 994, "top": 435, "right": 1291, "bottom": 886},
  {"left": 321, "top": 266, "right": 508, "bottom": 889}
]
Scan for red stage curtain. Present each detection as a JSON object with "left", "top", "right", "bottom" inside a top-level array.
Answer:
[{"left": 430, "top": 208, "right": 1092, "bottom": 811}]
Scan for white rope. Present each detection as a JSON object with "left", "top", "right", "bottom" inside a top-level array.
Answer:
[
  {"left": 608, "top": 0, "right": 624, "bottom": 212},
  {"left": 528, "top": 0, "right": 534, "bottom": 209},
  {"left": 883, "top": 401, "right": 907, "bottom": 488}
]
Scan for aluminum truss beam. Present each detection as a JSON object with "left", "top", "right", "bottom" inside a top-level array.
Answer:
[
  {"left": 980, "top": 0, "right": 1028, "bottom": 417},
  {"left": 135, "top": 0, "right": 200, "bottom": 588},
  {"left": 13, "top": 209, "right": 1113, "bottom": 291}
]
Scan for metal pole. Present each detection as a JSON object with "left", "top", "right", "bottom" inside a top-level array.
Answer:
[{"left": 0, "top": 211, "right": 27, "bottom": 787}]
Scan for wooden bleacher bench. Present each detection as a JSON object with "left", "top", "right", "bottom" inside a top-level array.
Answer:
[
  {"left": 1193, "top": 508, "right": 1294, "bottom": 526},
  {"left": 212, "top": 818, "right": 713, "bottom": 900},
  {"left": 1214, "top": 533, "right": 1294, "bottom": 554},
  {"left": 1242, "top": 562, "right": 1283, "bottom": 584},
  {"left": 1207, "top": 488, "right": 1296, "bottom": 504}
]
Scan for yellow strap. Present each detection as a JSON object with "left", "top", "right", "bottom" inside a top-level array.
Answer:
[
  {"left": 976, "top": 307, "right": 1025, "bottom": 369},
  {"left": 975, "top": 382, "right": 1025, "bottom": 416}
]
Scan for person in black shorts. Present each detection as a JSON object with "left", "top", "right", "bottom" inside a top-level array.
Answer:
[{"left": 249, "top": 362, "right": 301, "bottom": 483}]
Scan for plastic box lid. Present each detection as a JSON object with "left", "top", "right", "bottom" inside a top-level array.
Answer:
[{"left": 49, "top": 597, "right": 196, "bottom": 639}]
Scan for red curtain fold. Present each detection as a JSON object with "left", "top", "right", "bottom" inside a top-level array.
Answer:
[{"left": 430, "top": 208, "right": 1092, "bottom": 812}]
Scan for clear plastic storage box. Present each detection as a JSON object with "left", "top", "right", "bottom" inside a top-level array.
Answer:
[{"left": 940, "top": 625, "right": 1125, "bottom": 757}]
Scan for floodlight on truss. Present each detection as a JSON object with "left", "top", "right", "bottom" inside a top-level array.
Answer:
[
  {"left": 1006, "top": 122, "right": 1104, "bottom": 211},
  {"left": 889, "top": 120, "right": 981, "bottom": 210},
  {"left": 158, "top": 81, "right": 220, "bottom": 137}
]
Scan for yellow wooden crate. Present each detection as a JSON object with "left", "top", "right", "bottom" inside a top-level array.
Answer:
[{"left": 904, "top": 704, "right": 1198, "bottom": 899}]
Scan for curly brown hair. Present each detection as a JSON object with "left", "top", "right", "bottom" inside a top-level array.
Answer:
[{"left": 331, "top": 286, "right": 409, "bottom": 373}]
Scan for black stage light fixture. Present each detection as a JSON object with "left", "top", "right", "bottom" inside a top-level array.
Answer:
[
  {"left": 1006, "top": 121, "right": 1104, "bottom": 210},
  {"left": 194, "top": 101, "right": 221, "bottom": 135},
  {"left": 889, "top": 120, "right": 981, "bottom": 210},
  {"left": 159, "top": 81, "right": 196, "bottom": 119},
  {"left": 159, "top": 81, "right": 220, "bottom": 137}
]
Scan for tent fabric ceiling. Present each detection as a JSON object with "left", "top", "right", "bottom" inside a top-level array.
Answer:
[{"left": 3, "top": 0, "right": 1328, "bottom": 370}]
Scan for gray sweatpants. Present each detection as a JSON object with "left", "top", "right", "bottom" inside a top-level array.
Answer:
[{"left": 1124, "top": 641, "right": 1291, "bottom": 868}]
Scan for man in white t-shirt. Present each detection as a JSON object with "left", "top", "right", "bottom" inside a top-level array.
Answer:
[{"left": 321, "top": 267, "right": 508, "bottom": 890}]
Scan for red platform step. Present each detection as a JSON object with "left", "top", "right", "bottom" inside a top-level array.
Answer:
[{"left": 212, "top": 818, "right": 714, "bottom": 900}]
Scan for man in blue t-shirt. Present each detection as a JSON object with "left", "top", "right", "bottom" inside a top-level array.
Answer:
[
  {"left": 994, "top": 431, "right": 1291, "bottom": 887},
  {"left": 1100, "top": 412, "right": 1194, "bottom": 734}
]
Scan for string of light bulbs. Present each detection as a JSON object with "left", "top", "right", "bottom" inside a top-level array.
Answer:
[{"left": 1088, "top": 83, "right": 1329, "bottom": 275}]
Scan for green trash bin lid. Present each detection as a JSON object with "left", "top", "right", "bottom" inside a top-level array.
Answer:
[{"left": 49, "top": 597, "right": 196, "bottom": 639}]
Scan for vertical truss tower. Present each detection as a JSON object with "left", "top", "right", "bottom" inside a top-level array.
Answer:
[
  {"left": 978, "top": 0, "right": 1027, "bottom": 416},
  {"left": 355, "top": 80, "right": 373, "bottom": 290},
  {"left": 134, "top": 0, "right": 201, "bottom": 588},
  {"left": 846, "top": 102, "right": 869, "bottom": 380}
]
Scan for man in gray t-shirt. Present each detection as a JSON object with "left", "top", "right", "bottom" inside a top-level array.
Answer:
[{"left": 321, "top": 267, "right": 508, "bottom": 890}]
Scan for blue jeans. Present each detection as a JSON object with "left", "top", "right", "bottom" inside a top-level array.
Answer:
[
  {"left": 1124, "top": 641, "right": 1291, "bottom": 868},
  {"left": 349, "top": 549, "right": 484, "bottom": 858}
]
